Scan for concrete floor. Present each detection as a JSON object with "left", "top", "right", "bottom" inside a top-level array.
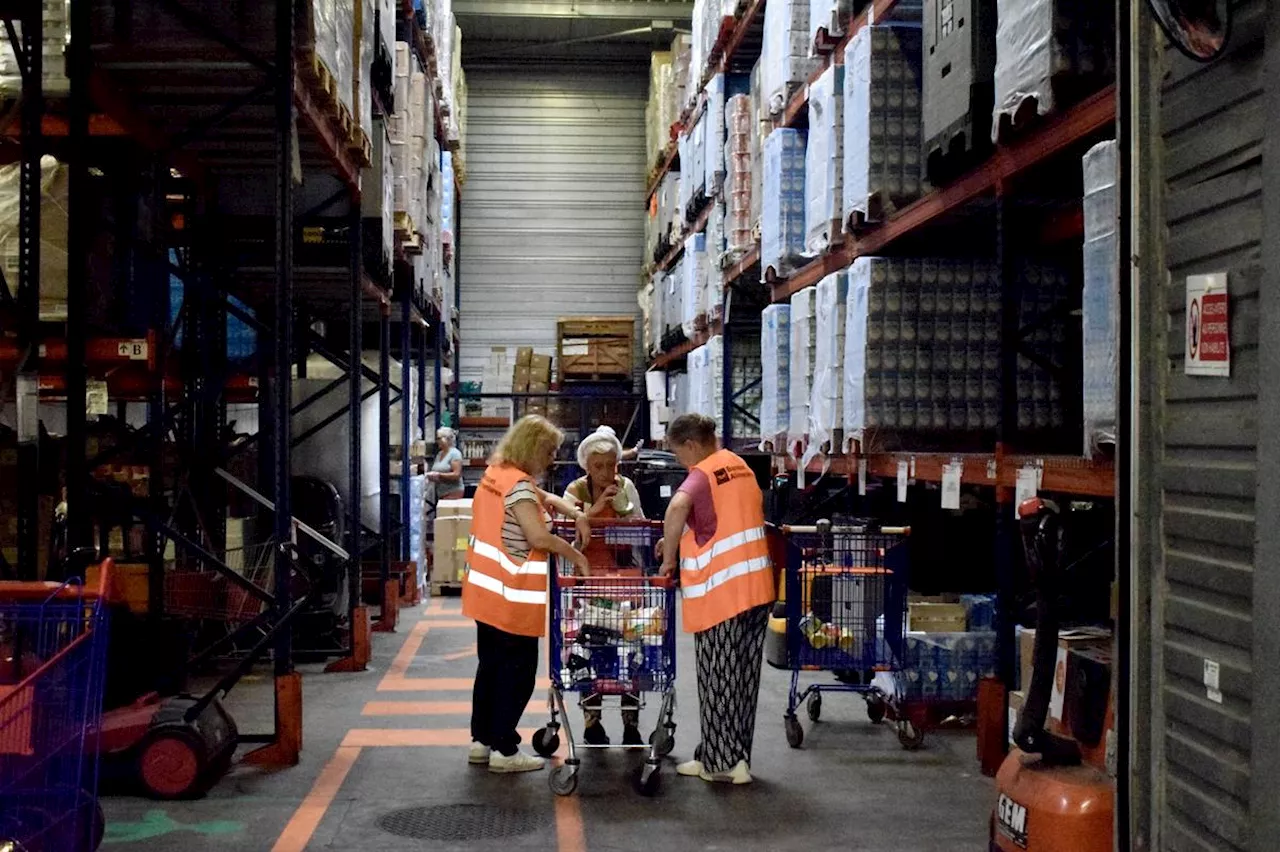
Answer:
[{"left": 100, "top": 599, "right": 994, "bottom": 850}]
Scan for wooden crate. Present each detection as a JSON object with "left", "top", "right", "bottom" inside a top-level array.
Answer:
[{"left": 556, "top": 316, "right": 635, "bottom": 380}]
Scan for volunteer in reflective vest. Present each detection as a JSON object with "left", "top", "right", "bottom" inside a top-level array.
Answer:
[
  {"left": 659, "top": 413, "right": 774, "bottom": 786},
  {"left": 463, "top": 415, "right": 591, "bottom": 775}
]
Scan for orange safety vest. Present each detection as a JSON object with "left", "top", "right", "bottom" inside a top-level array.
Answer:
[
  {"left": 679, "top": 449, "right": 774, "bottom": 633},
  {"left": 461, "top": 464, "right": 550, "bottom": 637}
]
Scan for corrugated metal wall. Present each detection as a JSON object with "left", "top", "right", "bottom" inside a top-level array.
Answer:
[
  {"left": 458, "top": 68, "right": 646, "bottom": 382},
  {"left": 1154, "top": 2, "right": 1265, "bottom": 848}
]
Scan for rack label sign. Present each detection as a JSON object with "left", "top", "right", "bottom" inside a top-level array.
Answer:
[
  {"left": 118, "top": 340, "right": 149, "bottom": 361},
  {"left": 1186, "top": 273, "right": 1230, "bottom": 377}
]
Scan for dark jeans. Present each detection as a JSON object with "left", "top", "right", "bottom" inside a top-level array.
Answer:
[{"left": 470, "top": 621, "right": 540, "bottom": 756}]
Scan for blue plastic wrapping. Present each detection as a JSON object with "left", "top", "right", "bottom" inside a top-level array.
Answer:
[
  {"left": 788, "top": 286, "right": 816, "bottom": 458},
  {"left": 902, "top": 631, "right": 998, "bottom": 701},
  {"left": 761, "top": 128, "right": 808, "bottom": 278},
  {"left": 805, "top": 64, "right": 844, "bottom": 254},
  {"left": 762, "top": 0, "right": 819, "bottom": 114},
  {"left": 804, "top": 271, "right": 849, "bottom": 467},
  {"left": 1082, "top": 140, "right": 1118, "bottom": 456},
  {"left": 760, "top": 305, "right": 792, "bottom": 452}
]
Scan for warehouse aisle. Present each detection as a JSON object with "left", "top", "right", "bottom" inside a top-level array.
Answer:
[{"left": 101, "top": 600, "right": 993, "bottom": 850}]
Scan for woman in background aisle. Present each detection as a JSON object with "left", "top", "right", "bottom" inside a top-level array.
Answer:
[
  {"left": 464, "top": 415, "right": 592, "bottom": 774},
  {"left": 660, "top": 413, "right": 774, "bottom": 786},
  {"left": 427, "top": 427, "right": 465, "bottom": 501},
  {"left": 563, "top": 425, "right": 646, "bottom": 747}
]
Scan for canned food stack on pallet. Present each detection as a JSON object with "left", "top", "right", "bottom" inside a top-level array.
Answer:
[
  {"left": 810, "top": 0, "right": 857, "bottom": 50},
  {"left": 806, "top": 64, "right": 845, "bottom": 254},
  {"left": 991, "top": 0, "right": 1115, "bottom": 142},
  {"left": 759, "top": 304, "right": 792, "bottom": 452},
  {"left": 704, "top": 73, "right": 728, "bottom": 198},
  {"left": 0, "top": 0, "right": 69, "bottom": 95},
  {"left": 749, "top": 60, "right": 768, "bottom": 238},
  {"left": 843, "top": 24, "right": 929, "bottom": 228},
  {"left": 353, "top": 0, "right": 376, "bottom": 157},
  {"left": 725, "top": 95, "right": 756, "bottom": 253},
  {"left": 844, "top": 257, "right": 1004, "bottom": 446},
  {"left": 1082, "top": 140, "right": 1119, "bottom": 457},
  {"left": 1014, "top": 261, "right": 1071, "bottom": 434},
  {"left": 762, "top": 0, "right": 820, "bottom": 116},
  {"left": 807, "top": 271, "right": 848, "bottom": 463},
  {"left": 788, "top": 286, "right": 817, "bottom": 459},
  {"left": 762, "top": 128, "right": 808, "bottom": 279}
]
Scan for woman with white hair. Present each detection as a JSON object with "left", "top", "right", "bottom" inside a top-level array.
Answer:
[
  {"left": 563, "top": 425, "right": 646, "bottom": 746},
  {"left": 427, "top": 427, "right": 465, "bottom": 500}
]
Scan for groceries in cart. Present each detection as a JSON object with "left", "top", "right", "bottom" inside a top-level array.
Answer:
[{"left": 561, "top": 598, "right": 669, "bottom": 693}]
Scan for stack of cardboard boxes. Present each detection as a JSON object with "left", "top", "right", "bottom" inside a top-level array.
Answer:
[
  {"left": 481, "top": 348, "right": 514, "bottom": 419},
  {"left": 512, "top": 347, "right": 554, "bottom": 420},
  {"left": 431, "top": 498, "right": 472, "bottom": 588},
  {"left": 900, "top": 594, "right": 999, "bottom": 703},
  {"left": 1009, "top": 624, "right": 1112, "bottom": 747}
]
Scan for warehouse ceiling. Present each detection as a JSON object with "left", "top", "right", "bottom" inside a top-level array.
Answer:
[{"left": 456, "top": 0, "right": 694, "bottom": 66}]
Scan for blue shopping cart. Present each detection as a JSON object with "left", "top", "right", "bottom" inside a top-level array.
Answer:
[
  {"left": 0, "top": 564, "right": 112, "bottom": 851},
  {"left": 533, "top": 520, "right": 677, "bottom": 797},
  {"left": 774, "top": 521, "right": 918, "bottom": 750}
]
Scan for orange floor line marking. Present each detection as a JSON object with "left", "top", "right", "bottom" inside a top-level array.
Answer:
[
  {"left": 415, "top": 619, "right": 473, "bottom": 628},
  {"left": 378, "top": 676, "right": 552, "bottom": 693},
  {"left": 342, "top": 727, "right": 538, "bottom": 748},
  {"left": 442, "top": 643, "right": 478, "bottom": 661},
  {"left": 381, "top": 620, "right": 430, "bottom": 686},
  {"left": 361, "top": 700, "right": 546, "bottom": 719},
  {"left": 270, "top": 745, "right": 361, "bottom": 852},
  {"left": 553, "top": 754, "right": 587, "bottom": 852}
]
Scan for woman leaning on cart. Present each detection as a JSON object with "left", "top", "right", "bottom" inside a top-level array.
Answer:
[
  {"left": 463, "top": 414, "right": 592, "bottom": 774},
  {"left": 660, "top": 413, "right": 775, "bottom": 786}
]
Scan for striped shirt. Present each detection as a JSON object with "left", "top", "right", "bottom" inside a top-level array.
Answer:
[{"left": 502, "top": 480, "right": 543, "bottom": 560}]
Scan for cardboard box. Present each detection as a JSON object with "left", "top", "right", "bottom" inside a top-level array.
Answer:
[
  {"left": 431, "top": 499, "right": 473, "bottom": 586},
  {"left": 908, "top": 601, "right": 968, "bottom": 633},
  {"left": 530, "top": 354, "right": 553, "bottom": 381},
  {"left": 512, "top": 365, "right": 531, "bottom": 392},
  {"left": 1018, "top": 625, "right": 1036, "bottom": 692},
  {"left": 528, "top": 378, "right": 550, "bottom": 394},
  {"left": 516, "top": 346, "right": 534, "bottom": 367},
  {"left": 1049, "top": 629, "right": 1111, "bottom": 721}
]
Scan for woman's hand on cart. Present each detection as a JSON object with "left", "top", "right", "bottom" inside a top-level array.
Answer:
[
  {"left": 573, "top": 513, "right": 593, "bottom": 549},
  {"left": 568, "top": 547, "right": 592, "bottom": 576}
]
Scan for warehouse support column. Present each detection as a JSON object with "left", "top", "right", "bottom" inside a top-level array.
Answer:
[
  {"left": 330, "top": 206, "right": 369, "bottom": 672},
  {"left": 400, "top": 285, "right": 412, "bottom": 563},
  {"left": 12, "top": 0, "right": 43, "bottom": 580},
  {"left": 375, "top": 301, "right": 397, "bottom": 631},
  {"left": 64, "top": 0, "right": 91, "bottom": 577},
  {"left": 249, "top": 0, "right": 301, "bottom": 766},
  {"left": 433, "top": 315, "right": 443, "bottom": 434},
  {"left": 993, "top": 191, "right": 1019, "bottom": 695}
]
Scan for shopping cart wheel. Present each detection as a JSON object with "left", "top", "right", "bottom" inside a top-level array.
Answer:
[
  {"left": 649, "top": 726, "right": 676, "bottom": 758},
  {"left": 784, "top": 714, "right": 804, "bottom": 749},
  {"left": 532, "top": 727, "right": 561, "bottom": 759},
  {"left": 806, "top": 693, "right": 822, "bottom": 722},
  {"left": 865, "top": 695, "right": 887, "bottom": 724},
  {"left": 549, "top": 763, "right": 579, "bottom": 796},
  {"left": 897, "top": 720, "right": 925, "bottom": 751},
  {"left": 137, "top": 727, "right": 208, "bottom": 799},
  {"left": 632, "top": 761, "right": 662, "bottom": 797}
]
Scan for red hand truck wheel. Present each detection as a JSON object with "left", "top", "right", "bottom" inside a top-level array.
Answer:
[{"left": 137, "top": 728, "right": 208, "bottom": 799}]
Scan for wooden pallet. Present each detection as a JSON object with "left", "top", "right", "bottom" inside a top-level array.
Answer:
[{"left": 348, "top": 124, "right": 372, "bottom": 168}]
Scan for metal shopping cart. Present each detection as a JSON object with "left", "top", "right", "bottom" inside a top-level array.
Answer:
[
  {"left": 0, "top": 564, "right": 112, "bottom": 852},
  {"left": 774, "top": 520, "right": 918, "bottom": 750},
  {"left": 532, "top": 520, "right": 677, "bottom": 797}
]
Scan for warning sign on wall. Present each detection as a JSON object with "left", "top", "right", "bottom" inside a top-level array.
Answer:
[{"left": 1186, "top": 272, "right": 1230, "bottom": 377}]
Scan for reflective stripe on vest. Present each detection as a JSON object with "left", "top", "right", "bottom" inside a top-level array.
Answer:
[
  {"left": 679, "top": 449, "right": 775, "bottom": 633},
  {"left": 461, "top": 464, "right": 550, "bottom": 637}
]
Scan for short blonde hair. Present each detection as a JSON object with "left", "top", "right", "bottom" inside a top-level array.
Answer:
[{"left": 492, "top": 415, "right": 564, "bottom": 475}]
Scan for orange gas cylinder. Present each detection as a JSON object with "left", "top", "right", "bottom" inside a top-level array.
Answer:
[{"left": 992, "top": 749, "right": 1114, "bottom": 852}]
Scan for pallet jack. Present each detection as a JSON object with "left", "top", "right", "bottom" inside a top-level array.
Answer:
[{"left": 991, "top": 498, "right": 1113, "bottom": 851}]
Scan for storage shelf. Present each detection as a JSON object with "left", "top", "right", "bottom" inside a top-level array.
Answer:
[
  {"left": 645, "top": 140, "right": 680, "bottom": 204},
  {"left": 769, "top": 85, "right": 1117, "bottom": 303},
  {"left": 459, "top": 417, "right": 512, "bottom": 428},
  {"left": 650, "top": 198, "right": 716, "bottom": 274},
  {"left": 649, "top": 316, "right": 724, "bottom": 369},
  {"left": 782, "top": 451, "right": 1114, "bottom": 498}
]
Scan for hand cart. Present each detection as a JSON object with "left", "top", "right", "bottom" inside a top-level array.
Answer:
[
  {"left": 0, "top": 563, "right": 112, "bottom": 851},
  {"left": 776, "top": 520, "right": 919, "bottom": 749},
  {"left": 532, "top": 519, "right": 677, "bottom": 797}
]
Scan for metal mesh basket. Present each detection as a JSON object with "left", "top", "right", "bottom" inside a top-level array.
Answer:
[{"left": 164, "top": 540, "right": 275, "bottom": 622}]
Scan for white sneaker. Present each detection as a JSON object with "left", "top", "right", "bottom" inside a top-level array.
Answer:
[
  {"left": 468, "top": 742, "right": 492, "bottom": 765},
  {"left": 676, "top": 759, "right": 705, "bottom": 777},
  {"left": 488, "top": 750, "right": 546, "bottom": 774},
  {"left": 699, "top": 760, "right": 753, "bottom": 785}
]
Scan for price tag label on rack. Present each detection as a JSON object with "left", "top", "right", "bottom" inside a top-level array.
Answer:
[
  {"left": 857, "top": 458, "right": 867, "bottom": 496},
  {"left": 86, "top": 381, "right": 109, "bottom": 417},
  {"left": 1014, "top": 466, "right": 1040, "bottom": 516},
  {"left": 896, "top": 460, "right": 909, "bottom": 503},
  {"left": 941, "top": 463, "right": 962, "bottom": 510}
]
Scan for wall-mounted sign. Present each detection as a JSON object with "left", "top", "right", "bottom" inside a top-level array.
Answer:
[{"left": 1185, "top": 272, "right": 1230, "bottom": 377}]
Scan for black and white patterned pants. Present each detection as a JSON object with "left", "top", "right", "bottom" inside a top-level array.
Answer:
[{"left": 694, "top": 604, "right": 770, "bottom": 774}]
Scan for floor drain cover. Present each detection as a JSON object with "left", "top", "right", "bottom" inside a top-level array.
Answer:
[{"left": 377, "top": 804, "right": 547, "bottom": 841}]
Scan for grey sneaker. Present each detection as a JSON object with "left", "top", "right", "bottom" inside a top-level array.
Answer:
[{"left": 488, "top": 750, "right": 546, "bottom": 774}]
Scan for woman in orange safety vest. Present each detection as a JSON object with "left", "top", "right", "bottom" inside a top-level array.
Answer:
[
  {"left": 463, "top": 415, "right": 591, "bottom": 774},
  {"left": 659, "top": 413, "right": 774, "bottom": 786}
]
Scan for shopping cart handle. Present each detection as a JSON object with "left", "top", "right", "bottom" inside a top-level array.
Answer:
[{"left": 556, "top": 574, "right": 675, "bottom": 589}]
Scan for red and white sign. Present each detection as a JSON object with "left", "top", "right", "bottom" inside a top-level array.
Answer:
[{"left": 1186, "top": 273, "right": 1230, "bottom": 377}]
